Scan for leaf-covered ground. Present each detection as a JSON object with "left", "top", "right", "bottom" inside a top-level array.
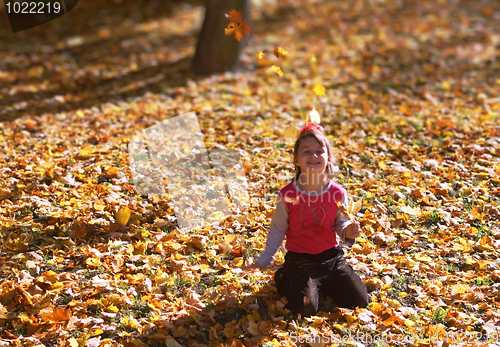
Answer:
[{"left": 1, "top": 0, "right": 500, "bottom": 346}]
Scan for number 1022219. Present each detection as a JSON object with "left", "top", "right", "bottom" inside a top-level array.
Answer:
[{"left": 6, "top": 1, "right": 62, "bottom": 14}]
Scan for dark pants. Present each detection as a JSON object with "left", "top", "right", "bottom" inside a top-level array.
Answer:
[{"left": 274, "top": 246, "right": 369, "bottom": 317}]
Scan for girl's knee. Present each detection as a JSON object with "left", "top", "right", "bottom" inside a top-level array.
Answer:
[
  {"left": 335, "top": 290, "right": 369, "bottom": 309},
  {"left": 349, "top": 293, "right": 369, "bottom": 309},
  {"left": 349, "top": 285, "right": 369, "bottom": 308},
  {"left": 358, "top": 294, "right": 369, "bottom": 308}
]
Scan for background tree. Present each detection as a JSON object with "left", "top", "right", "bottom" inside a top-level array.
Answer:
[{"left": 191, "top": 0, "right": 249, "bottom": 75}]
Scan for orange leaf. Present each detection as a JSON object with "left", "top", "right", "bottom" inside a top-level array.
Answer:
[
  {"left": 224, "top": 10, "right": 250, "bottom": 42},
  {"left": 230, "top": 247, "right": 245, "bottom": 257},
  {"left": 40, "top": 307, "right": 72, "bottom": 322},
  {"left": 107, "top": 167, "right": 119, "bottom": 177},
  {"left": 52, "top": 307, "right": 72, "bottom": 321}
]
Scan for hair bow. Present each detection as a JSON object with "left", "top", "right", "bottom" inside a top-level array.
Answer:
[{"left": 299, "top": 122, "right": 324, "bottom": 135}]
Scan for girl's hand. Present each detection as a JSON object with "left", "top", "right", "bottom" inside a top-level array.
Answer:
[{"left": 344, "top": 221, "right": 362, "bottom": 239}]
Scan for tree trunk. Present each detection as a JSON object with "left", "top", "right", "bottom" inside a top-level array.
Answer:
[{"left": 191, "top": 0, "right": 249, "bottom": 75}]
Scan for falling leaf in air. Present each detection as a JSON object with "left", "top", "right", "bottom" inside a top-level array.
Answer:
[
  {"left": 273, "top": 47, "right": 288, "bottom": 58},
  {"left": 307, "top": 108, "right": 321, "bottom": 124},
  {"left": 270, "top": 65, "right": 284, "bottom": 76},
  {"left": 313, "top": 84, "right": 326, "bottom": 96},
  {"left": 283, "top": 195, "right": 300, "bottom": 205},
  {"left": 257, "top": 51, "right": 264, "bottom": 59},
  {"left": 224, "top": 10, "right": 250, "bottom": 41},
  {"left": 284, "top": 126, "right": 299, "bottom": 139}
]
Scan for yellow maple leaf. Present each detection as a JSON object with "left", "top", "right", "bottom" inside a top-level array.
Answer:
[
  {"left": 133, "top": 241, "right": 147, "bottom": 255},
  {"left": 224, "top": 10, "right": 250, "bottom": 42},
  {"left": 337, "top": 198, "right": 362, "bottom": 222},
  {"left": 94, "top": 201, "right": 106, "bottom": 211},
  {"left": 232, "top": 257, "right": 244, "bottom": 267},
  {"left": 350, "top": 198, "right": 362, "bottom": 215},
  {"left": 257, "top": 51, "right": 264, "bottom": 59},
  {"left": 43, "top": 270, "right": 58, "bottom": 283},
  {"left": 313, "top": 84, "right": 326, "bottom": 96},
  {"left": 337, "top": 201, "right": 352, "bottom": 222},
  {"left": 121, "top": 317, "right": 140, "bottom": 330},
  {"left": 106, "top": 304, "right": 119, "bottom": 313},
  {"left": 18, "top": 313, "right": 32, "bottom": 324},
  {"left": 269, "top": 65, "right": 284, "bottom": 76},
  {"left": 93, "top": 329, "right": 104, "bottom": 336},
  {"left": 85, "top": 257, "right": 101, "bottom": 268},
  {"left": 273, "top": 47, "right": 288, "bottom": 58},
  {"left": 415, "top": 253, "right": 432, "bottom": 262}
]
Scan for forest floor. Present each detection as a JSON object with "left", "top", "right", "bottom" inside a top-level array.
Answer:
[{"left": 1, "top": 0, "right": 500, "bottom": 346}]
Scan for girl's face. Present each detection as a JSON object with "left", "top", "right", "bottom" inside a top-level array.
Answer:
[{"left": 294, "top": 136, "right": 330, "bottom": 177}]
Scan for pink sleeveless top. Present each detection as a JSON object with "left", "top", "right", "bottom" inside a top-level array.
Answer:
[{"left": 279, "top": 180, "right": 346, "bottom": 254}]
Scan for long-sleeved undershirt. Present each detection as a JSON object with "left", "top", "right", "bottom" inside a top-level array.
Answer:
[{"left": 256, "top": 181, "right": 355, "bottom": 268}]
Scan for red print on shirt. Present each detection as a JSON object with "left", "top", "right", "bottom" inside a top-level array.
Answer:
[{"left": 298, "top": 205, "right": 326, "bottom": 235}]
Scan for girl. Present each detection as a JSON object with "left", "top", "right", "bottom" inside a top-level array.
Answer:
[{"left": 243, "top": 122, "right": 369, "bottom": 317}]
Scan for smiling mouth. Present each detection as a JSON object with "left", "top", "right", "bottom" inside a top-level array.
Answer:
[{"left": 308, "top": 162, "right": 320, "bottom": 164}]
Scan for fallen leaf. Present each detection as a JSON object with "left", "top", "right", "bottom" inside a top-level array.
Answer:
[{"left": 115, "top": 206, "right": 131, "bottom": 226}]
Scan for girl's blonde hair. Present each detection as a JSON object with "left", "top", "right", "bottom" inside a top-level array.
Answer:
[{"left": 293, "top": 129, "right": 337, "bottom": 183}]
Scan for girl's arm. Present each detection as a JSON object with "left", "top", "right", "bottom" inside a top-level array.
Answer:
[
  {"left": 254, "top": 197, "right": 289, "bottom": 269},
  {"left": 334, "top": 193, "right": 356, "bottom": 246}
]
